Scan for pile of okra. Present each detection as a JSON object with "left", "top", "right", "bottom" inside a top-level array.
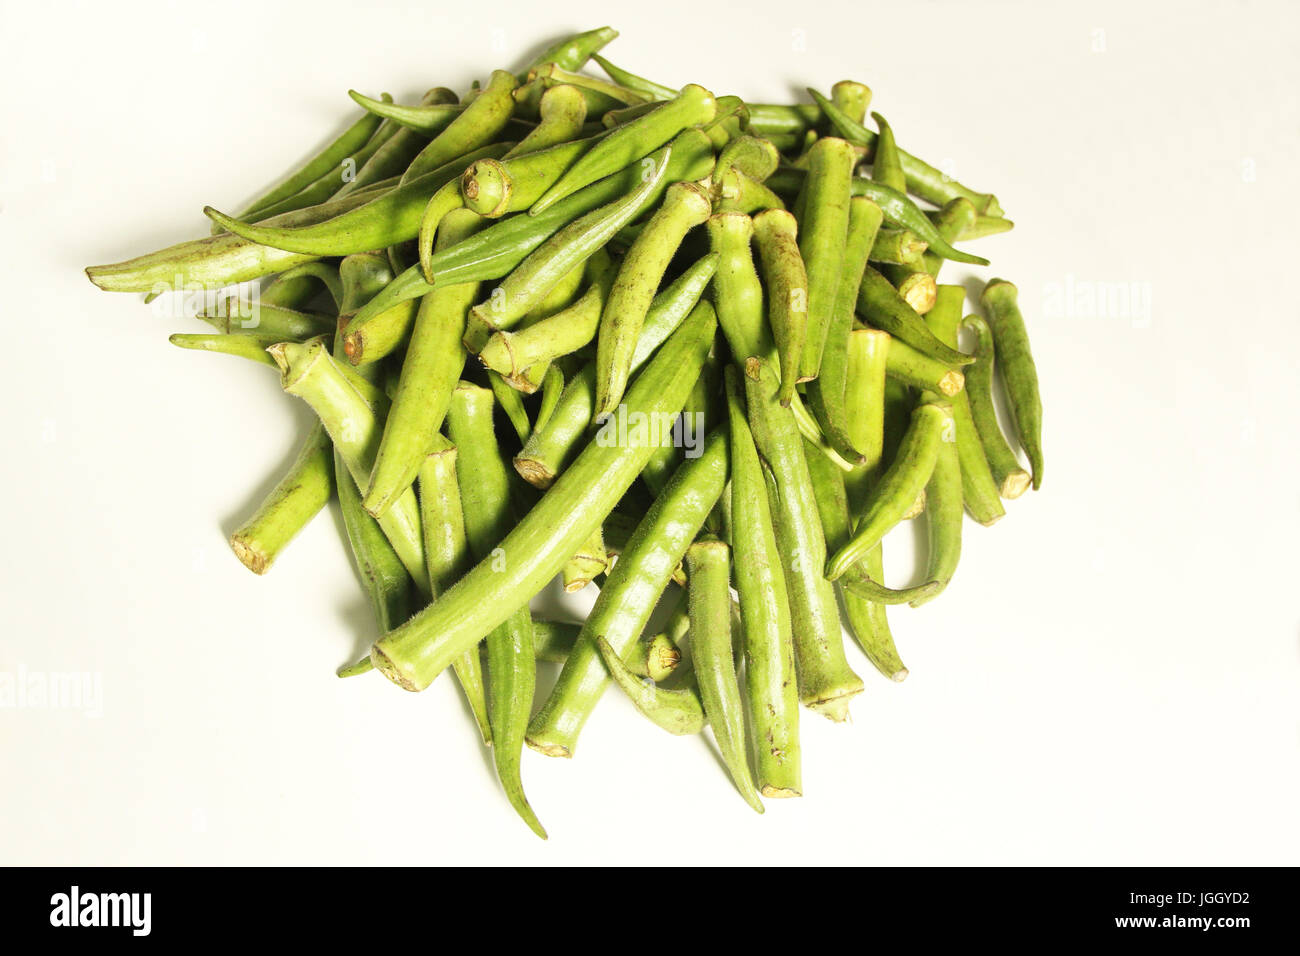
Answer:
[{"left": 86, "top": 27, "right": 1043, "bottom": 838}]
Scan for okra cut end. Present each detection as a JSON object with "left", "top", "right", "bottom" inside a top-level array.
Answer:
[
  {"left": 1000, "top": 471, "right": 1031, "bottom": 500},
  {"left": 804, "top": 685, "right": 864, "bottom": 723},
  {"left": 525, "top": 737, "right": 573, "bottom": 759},
  {"left": 760, "top": 785, "right": 802, "bottom": 799},
  {"left": 368, "top": 643, "right": 424, "bottom": 692},
  {"left": 513, "top": 456, "right": 557, "bottom": 489},
  {"left": 229, "top": 533, "right": 271, "bottom": 575}
]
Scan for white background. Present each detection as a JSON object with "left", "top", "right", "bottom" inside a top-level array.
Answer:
[{"left": 2, "top": 0, "right": 1297, "bottom": 865}]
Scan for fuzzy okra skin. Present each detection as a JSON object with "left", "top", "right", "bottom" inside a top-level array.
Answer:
[
  {"left": 228, "top": 423, "right": 335, "bottom": 575},
  {"left": 417, "top": 438, "right": 492, "bottom": 747},
  {"left": 370, "top": 301, "right": 717, "bottom": 692},
  {"left": 796, "top": 137, "right": 857, "bottom": 380},
  {"left": 751, "top": 209, "right": 808, "bottom": 407},
  {"left": 857, "top": 265, "right": 972, "bottom": 368},
  {"left": 268, "top": 339, "right": 428, "bottom": 588},
  {"left": 961, "top": 313, "right": 1031, "bottom": 499},
  {"left": 401, "top": 70, "right": 517, "bottom": 184},
  {"left": 526, "top": 428, "right": 729, "bottom": 757},
  {"left": 362, "top": 210, "right": 484, "bottom": 518},
  {"left": 335, "top": 448, "right": 413, "bottom": 635},
  {"left": 594, "top": 637, "right": 704, "bottom": 736},
  {"left": 685, "top": 539, "right": 765, "bottom": 813},
  {"left": 980, "top": 279, "right": 1044, "bottom": 490},
  {"left": 595, "top": 180, "right": 711, "bottom": 416},
  {"left": 825, "top": 402, "right": 952, "bottom": 581},
  {"left": 724, "top": 369, "right": 800, "bottom": 797},
  {"left": 743, "top": 357, "right": 864, "bottom": 721},
  {"left": 446, "top": 383, "right": 547, "bottom": 840},
  {"left": 517, "top": 26, "right": 619, "bottom": 82}
]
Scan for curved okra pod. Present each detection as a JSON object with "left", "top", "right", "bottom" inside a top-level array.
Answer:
[
  {"left": 595, "top": 180, "right": 711, "bottom": 416},
  {"left": 713, "top": 167, "right": 786, "bottom": 214},
  {"left": 921, "top": 197, "right": 977, "bottom": 278},
  {"left": 923, "top": 287, "right": 1004, "bottom": 526},
  {"left": 204, "top": 142, "right": 508, "bottom": 256},
  {"left": 486, "top": 371, "right": 533, "bottom": 443},
  {"left": 456, "top": 135, "right": 596, "bottom": 223},
  {"left": 561, "top": 525, "right": 608, "bottom": 592},
  {"left": 751, "top": 209, "right": 808, "bottom": 407},
  {"left": 961, "top": 313, "right": 1031, "bottom": 499},
  {"left": 796, "top": 137, "right": 857, "bottom": 380},
  {"left": 590, "top": 53, "right": 677, "bottom": 100},
  {"left": 477, "top": 262, "right": 614, "bottom": 380},
  {"left": 869, "top": 112, "right": 906, "bottom": 194},
  {"left": 685, "top": 539, "right": 764, "bottom": 813},
  {"left": 360, "top": 129, "right": 714, "bottom": 326},
  {"left": 370, "top": 302, "right": 717, "bottom": 692},
  {"left": 724, "top": 369, "right": 800, "bottom": 796},
  {"left": 168, "top": 332, "right": 283, "bottom": 367},
  {"left": 335, "top": 448, "right": 413, "bottom": 637},
  {"left": 513, "top": 255, "right": 717, "bottom": 486},
  {"left": 825, "top": 401, "right": 951, "bottom": 581},
  {"left": 857, "top": 265, "right": 972, "bottom": 367},
  {"left": 464, "top": 143, "right": 673, "bottom": 344},
  {"left": 228, "top": 423, "right": 334, "bottom": 575},
  {"left": 705, "top": 212, "right": 775, "bottom": 366},
  {"left": 363, "top": 210, "right": 484, "bottom": 517},
  {"left": 980, "top": 279, "right": 1043, "bottom": 490},
  {"left": 526, "top": 427, "right": 729, "bottom": 757},
  {"left": 803, "top": 88, "right": 1003, "bottom": 215},
  {"left": 268, "top": 339, "right": 428, "bottom": 588},
  {"left": 743, "top": 357, "right": 864, "bottom": 721},
  {"left": 446, "top": 384, "right": 546, "bottom": 839},
  {"left": 505, "top": 84, "right": 588, "bottom": 158},
  {"left": 806, "top": 196, "right": 884, "bottom": 460},
  {"left": 517, "top": 26, "right": 619, "bottom": 81},
  {"left": 418, "top": 438, "right": 492, "bottom": 746},
  {"left": 237, "top": 105, "right": 387, "bottom": 222},
  {"left": 274, "top": 261, "right": 344, "bottom": 310},
  {"left": 884, "top": 335, "right": 965, "bottom": 396},
  {"left": 347, "top": 89, "right": 460, "bottom": 136},
  {"left": 335, "top": 88, "right": 459, "bottom": 197},
  {"left": 197, "top": 302, "right": 334, "bottom": 341},
  {"left": 534, "top": 365, "right": 565, "bottom": 434},
  {"left": 528, "top": 64, "right": 650, "bottom": 107},
  {"left": 400, "top": 70, "right": 518, "bottom": 184},
  {"left": 594, "top": 637, "right": 704, "bottom": 736},
  {"left": 529, "top": 84, "right": 717, "bottom": 214},
  {"left": 913, "top": 401, "right": 962, "bottom": 605}
]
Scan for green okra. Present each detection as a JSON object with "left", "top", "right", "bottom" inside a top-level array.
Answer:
[
  {"left": 751, "top": 208, "right": 807, "bottom": 407},
  {"left": 595, "top": 180, "right": 711, "bottom": 416},
  {"left": 530, "top": 84, "right": 716, "bottom": 214},
  {"left": 334, "top": 88, "right": 461, "bottom": 197},
  {"left": 446, "top": 383, "right": 546, "bottom": 840},
  {"left": 724, "top": 369, "right": 800, "bottom": 797},
  {"left": 923, "top": 288, "right": 1004, "bottom": 526},
  {"left": 685, "top": 539, "right": 764, "bottom": 813},
  {"left": 418, "top": 438, "right": 492, "bottom": 747},
  {"left": 869, "top": 228, "right": 927, "bottom": 266},
  {"left": 706, "top": 212, "right": 774, "bottom": 367},
  {"left": 168, "top": 332, "right": 283, "bottom": 368},
  {"left": 487, "top": 371, "right": 532, "bottom": 443},
  {"left": 274, "top": 261, "right": 344, "bottom": 310},
  {"left": 561, "top": 525, "right": 608, "bottom": 593},
  {"left": 268, "top": 339, "right": 428, "bottom": 588},
  {"left": 401, "top": 70, "right": 518, "bottom": 184},
  {"left": 869, "top": 111, "right": 906, "bottom": 194},
  {"left": 371, "top": 301, "right": 717, "bottom": 692},
  {"left": 796, "top": 137, "right": 857, "bottom": 380},
  {"left": 505, "top": 83, "right": 589, "bottom": 158},
  {"left": 980, "top": 279, "right": 1044, "bottom": 490},
  {"left": 885, "top": 335, "right": 966, "bottom": 396},
  {"left": 525, "top": 426, "right": 729, "bottom": 758},
  {"left": 921, "top": 197, "right": 978, "bottom": 278},
  {"left": 805, "top": 195, "right": 884, "bottom": 461},
  {"left": 743, "top": 357, "right": 863, "bottom": 722},
  {"left": 513, "top": 253, "right": 717, "bottom": 488},
  {"left": 533, "top": 365, "right": 565, "bottom": 434},
  {"left": 204, "top": 141, "right": 509, "bottom": 257},
  {"left": 831, "top": 80, "right": 873, "bottom": 125},
  {"left": 825, "top": 401, "right": 952, "bottom": 581},
  {"left": 335, "top": 449, "right": 413, "bottom": 635},
  {"left": 363, "top": 210, "right": 484, "bottom": 518},
  {"left": 712, "top": 135, "right": 781, "bottom": 187},
  {"left": 589, "top": 53, "right": 677, "bottom": 101},
  {"left": 913, "top": 401, "right": 962, "bottom": 605},
  {"left": 713, "top": 167, "right": 786, "bottom": 214},
  {"left": 961, "top": 313, "right": 1031, "bottom": 499},
  {"left": 196, "top": 302, "right": 334, "bottom": 341},
  {"left": 594, "top": 637, "right": 704, "bottom": 736},
  {"left": 528, "top": 63, "right": 650, "bottom": 108},
  {"left": 857, "top": 265, "right": 972, "bottom": 368},
  {"left": 228, "top": 422, "right": 335, "bottom": 575},
  {"left": 455, "top": 135, "right": 596, "bottom": 223},
  {"left": 465, "top": 142, "right": 672, "bottom": 342},
  {"left": 518, "top": 26, "right": 619, "bottom": 82},
  {"left": 347, "top": 89, "right": 460, "bottom": 136}
]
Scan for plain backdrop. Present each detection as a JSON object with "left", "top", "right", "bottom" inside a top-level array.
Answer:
[{"left": 1, "top": 0, "right": 1297, "bottom": 866}]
